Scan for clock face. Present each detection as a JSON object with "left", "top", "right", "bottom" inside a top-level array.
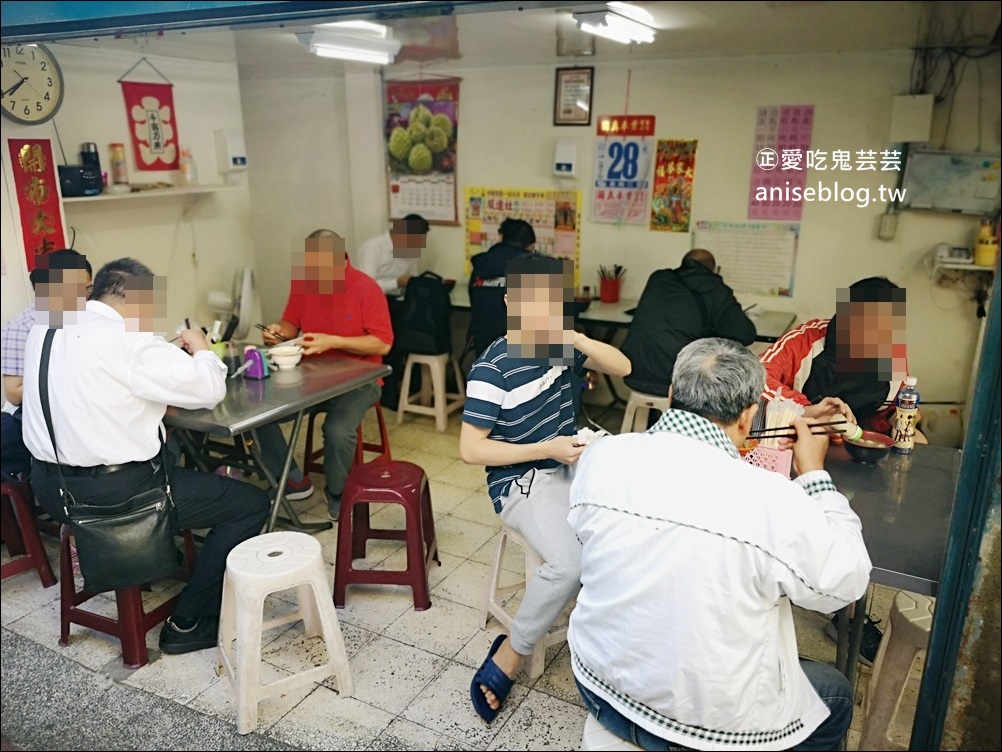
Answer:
[{"left": 1, "top": 43, "right": 64, "bottom": 125}]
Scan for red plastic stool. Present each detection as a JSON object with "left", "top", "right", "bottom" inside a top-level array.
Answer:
[
  {"left": 303, "top": 402, "right": 392, "bottom": 478},
  {"left": 333, "top": 461, "right": 439, "bottom": 611},
  {"left": 1, "top": 480, "right": 57, "bottom": 587},
  {"left": 59, "top": 527, "right": 198, "bottom": 669}
]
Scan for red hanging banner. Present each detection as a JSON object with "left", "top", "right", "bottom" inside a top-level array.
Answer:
[
  {"left": 120, "top": 81, "right": 179, "bottom": 170},
  {"left": 7, "top": 139, "right": 66, "bottom": 271},
  {"left": 650, "top": 139, "right": 698, "bottom": 233}
]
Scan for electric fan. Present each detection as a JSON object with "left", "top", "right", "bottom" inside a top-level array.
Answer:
[{"left": 207, "top": 266, "right": 256, "bottom": 341}]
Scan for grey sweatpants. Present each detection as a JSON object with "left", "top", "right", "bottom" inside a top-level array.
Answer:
[{"left": 499, "top": 465, "right": 582, "bottom": 656}]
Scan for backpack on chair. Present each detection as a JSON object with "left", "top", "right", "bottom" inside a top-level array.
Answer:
[{"left": 396, "top": 271, "right": 453, "bottom": 355}]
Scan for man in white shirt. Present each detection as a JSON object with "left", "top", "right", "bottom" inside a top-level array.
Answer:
[
  {"left": 1, "top": 249, "right": 91, "bottom": 480},
  {"left": 23, "top": 258, "right": 270, "bottom": 656},
  {"left": 568, "top": 337, "right": 871, "bottom": 751},
  {"left": 354, "top": 214, "right": 430, "bottom": 408},
  {"left": 353, "top": 214, "right": 429, "bottom": 296}
]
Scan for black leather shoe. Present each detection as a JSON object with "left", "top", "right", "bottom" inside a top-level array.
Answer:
[{"left": 159, "top": 615, "right": 219, "bottom": 655}]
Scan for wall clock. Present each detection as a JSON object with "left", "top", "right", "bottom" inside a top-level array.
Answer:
[{"left": 1, "top": 43, "right": 64, "bottom": 125}]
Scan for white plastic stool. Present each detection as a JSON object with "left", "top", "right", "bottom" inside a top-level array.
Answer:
[
  {"left": 481, "top": 524, "right": 568, "bottom": 680},
  {"left": 217, "top": 532, "right": 353, "bottom": 734},
  {"left": 396, "top": 352, "right": 465, "bottom": 432},
  {"left": 581, "top": 713, "right": 644, "bottom": 751},
  {"left": 620, "top": 389, "right": 671, "bottom": 434},
  {"left": 859, "top": 591, "right": 935, "bottom": 751}
]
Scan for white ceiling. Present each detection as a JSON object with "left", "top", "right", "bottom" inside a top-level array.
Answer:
[{"left": 51, "top": 1, "right": 1001, "bottom": 79}]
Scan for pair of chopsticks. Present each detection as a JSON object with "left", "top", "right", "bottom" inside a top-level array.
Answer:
[
  {"left": 748, "top": 420, "right": 847, "bottom": 440},
  {"left": 255, "top": 322, "right": 288, "bottom": 342},
  {"left": 255, "top": 323, "right": 306, "bottom": 349}
]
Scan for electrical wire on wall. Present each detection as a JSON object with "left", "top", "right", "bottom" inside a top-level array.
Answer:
[{"left": 909, "top": 1, "right": 1000, "bottom": 153}]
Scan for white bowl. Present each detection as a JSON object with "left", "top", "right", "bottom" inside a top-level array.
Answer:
[
  {"left": 269, "top": 346, "right": 302, "bottom": 370},
  {"left": 269, "top": 344, "right": 302, "bottom": 357}
]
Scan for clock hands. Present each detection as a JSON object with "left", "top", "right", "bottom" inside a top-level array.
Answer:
[{"left": 1, "top": 75, "right": 28, "bottom": 99}]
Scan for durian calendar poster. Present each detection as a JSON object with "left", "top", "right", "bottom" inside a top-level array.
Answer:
[
  {"left": 385, "top": 78, "right": 460, "bottom": 224},
  {"left": 464, "top": 186, "right": 581, "bottom": 289}
]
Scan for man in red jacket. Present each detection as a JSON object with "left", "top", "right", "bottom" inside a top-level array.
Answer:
[
  {"left": 760, "top": 277, "right": 919, "bottom": 435},
  {"left": 759, "top": 276, "right": 924, "bottom": 665}
]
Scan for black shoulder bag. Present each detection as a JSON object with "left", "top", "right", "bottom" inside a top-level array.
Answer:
[{"left": 39, "top": 328, "right": 179, "bottom": 593}]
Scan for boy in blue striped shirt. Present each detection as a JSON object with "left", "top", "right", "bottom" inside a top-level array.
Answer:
[{"left": 460, "top": 253, "right": 631, "bottom": 723}]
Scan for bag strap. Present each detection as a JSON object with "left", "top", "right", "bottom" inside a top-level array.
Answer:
[
  {"left": 38, "top": 328, "right": 169, "bottom": 511},
  {"left": 39, "top": 328, "right": 72, "bottom": 506}
]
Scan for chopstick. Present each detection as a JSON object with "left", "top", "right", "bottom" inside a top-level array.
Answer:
[
  {"left": 267, "top": 336, "right": 305, "bottom": 349},
  {"left": 255, "top": 323, "right": 288, "bottom": 342},
  {"left": 749, "top": 430, "right": 843, "bottom": 440},
  {"left": 749, "top": 420, "right": 846, "bottom": 437}
]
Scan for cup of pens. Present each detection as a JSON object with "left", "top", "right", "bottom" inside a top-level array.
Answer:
[{"left": 599, "top": 265, "right": 625, "bottom": 303}]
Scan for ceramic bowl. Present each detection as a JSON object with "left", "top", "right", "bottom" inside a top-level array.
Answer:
[
  {"left": 269, "top": 345, "right": 303, "bottom": 369},
  {"left": 844, "top": 430, "right": 893, "bottom": 463}
]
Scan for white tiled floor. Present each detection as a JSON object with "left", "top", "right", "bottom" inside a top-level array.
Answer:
[{"left": 1, "top": 405, "right": 906, "bottom": 750}]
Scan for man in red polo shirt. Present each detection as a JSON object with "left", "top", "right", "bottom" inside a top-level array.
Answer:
[{"left": 259, "top": 229, "right": 393, "bottom": 520}]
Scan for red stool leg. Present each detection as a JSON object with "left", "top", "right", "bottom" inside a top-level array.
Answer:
[
  {"left": 115, "top": 587, "right": 151, "bottom": 669},
  {"left": 1, "top": 493, "right": 26, "bottom": 556},
  {"left": 333, "top": 495, "right": 357, "bottom": 608},
  {"left": 350, "top": 503, "right": 370, "bottom": 561},
  {"left": 403, "top": 499, "right": 431, "bottom": 611},
  {"left": 303, "top": 410, "right": 324, "bottom": 477},
  {"left": 420, "top": 483, "right": 440, "bottom": 567},
  {"left": 1, "top": 482, "right": 56, "bottom": 586}
]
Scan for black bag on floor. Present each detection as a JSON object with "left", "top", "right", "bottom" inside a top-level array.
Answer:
[{"left": 39, "top": 328, "right": 179, "bottom": 594}]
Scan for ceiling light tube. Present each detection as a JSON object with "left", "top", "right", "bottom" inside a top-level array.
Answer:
[
  {"left": 303, "top": 29, "right": 402, "bottom": 64},
  {"left": 573, "top": 10, "right": 656, "bottom": 45},
  {"left": 310, "top": 43, "right": 393, "bottom": 65},
  {"left": 314, "top": 20, "right": 390, "bottom": 38}
]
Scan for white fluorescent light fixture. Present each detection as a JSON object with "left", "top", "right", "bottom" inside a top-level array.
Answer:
[
  {"left": 314, "top": 20, "right": 390, "bottom": 38},
  {"left": 573, "top": 2, "right": 657, "bottom": 45},
  {"left": 301, "top": 26, "right": 402, "bottom": 65}
]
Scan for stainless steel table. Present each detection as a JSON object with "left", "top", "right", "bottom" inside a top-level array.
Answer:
[
  {"left": 164, "top": 357, "right": 391, "bottom": 534},
  {"left": 822, "top": 443, "right": 961, "bottom": 690}
]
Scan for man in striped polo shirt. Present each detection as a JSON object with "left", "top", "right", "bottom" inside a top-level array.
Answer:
[{"left": 460, "top": 253, "right": 631, "bottom": 723}]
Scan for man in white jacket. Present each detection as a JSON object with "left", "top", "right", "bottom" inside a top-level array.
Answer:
[{"left": 568, "top": 337, "right": 871, "bottom": 751}]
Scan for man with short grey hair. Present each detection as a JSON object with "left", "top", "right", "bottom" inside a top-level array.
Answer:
[{"left": 567, "top": 337, "right": 872, "bottom": 751}]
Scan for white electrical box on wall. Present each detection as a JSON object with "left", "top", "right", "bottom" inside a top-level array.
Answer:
[
  {"left": 214, "top": 129, "right": 248, "bottom": 174},
  {"left": 554, "top": 138, "right": 579, "bottom": 178},
  {"left": 889, "top": 94, "right": 934, "bottom": 144}
]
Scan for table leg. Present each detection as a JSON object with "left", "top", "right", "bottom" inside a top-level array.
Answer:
[
  {"left": 176, "top": 429, "right": 210, "bottom": 472},
  {"left": 249, "top": 414, "right": 332, "bottom": 534},
  {"left": 834, "top": 592, "right": 868, "bottom": 750}
]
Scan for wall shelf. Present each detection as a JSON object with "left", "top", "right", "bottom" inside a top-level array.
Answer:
[
  {"left": 927, "top": 257, "right": 997, "bottom": 282},
  {"left": 62, "top": 185, "right": 232, "bottom": 204},
  {"left": 934, "top": 260, "right": 996, "bottom": 273}
]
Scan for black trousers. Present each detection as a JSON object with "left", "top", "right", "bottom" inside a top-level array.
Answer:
[{"left": 30, "top": 460, "right": 270, "bottom": 619}]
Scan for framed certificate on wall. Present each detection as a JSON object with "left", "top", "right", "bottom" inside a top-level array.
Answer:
[{"left": 554, "top": 67, "right": 593, "bottom": 126}]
